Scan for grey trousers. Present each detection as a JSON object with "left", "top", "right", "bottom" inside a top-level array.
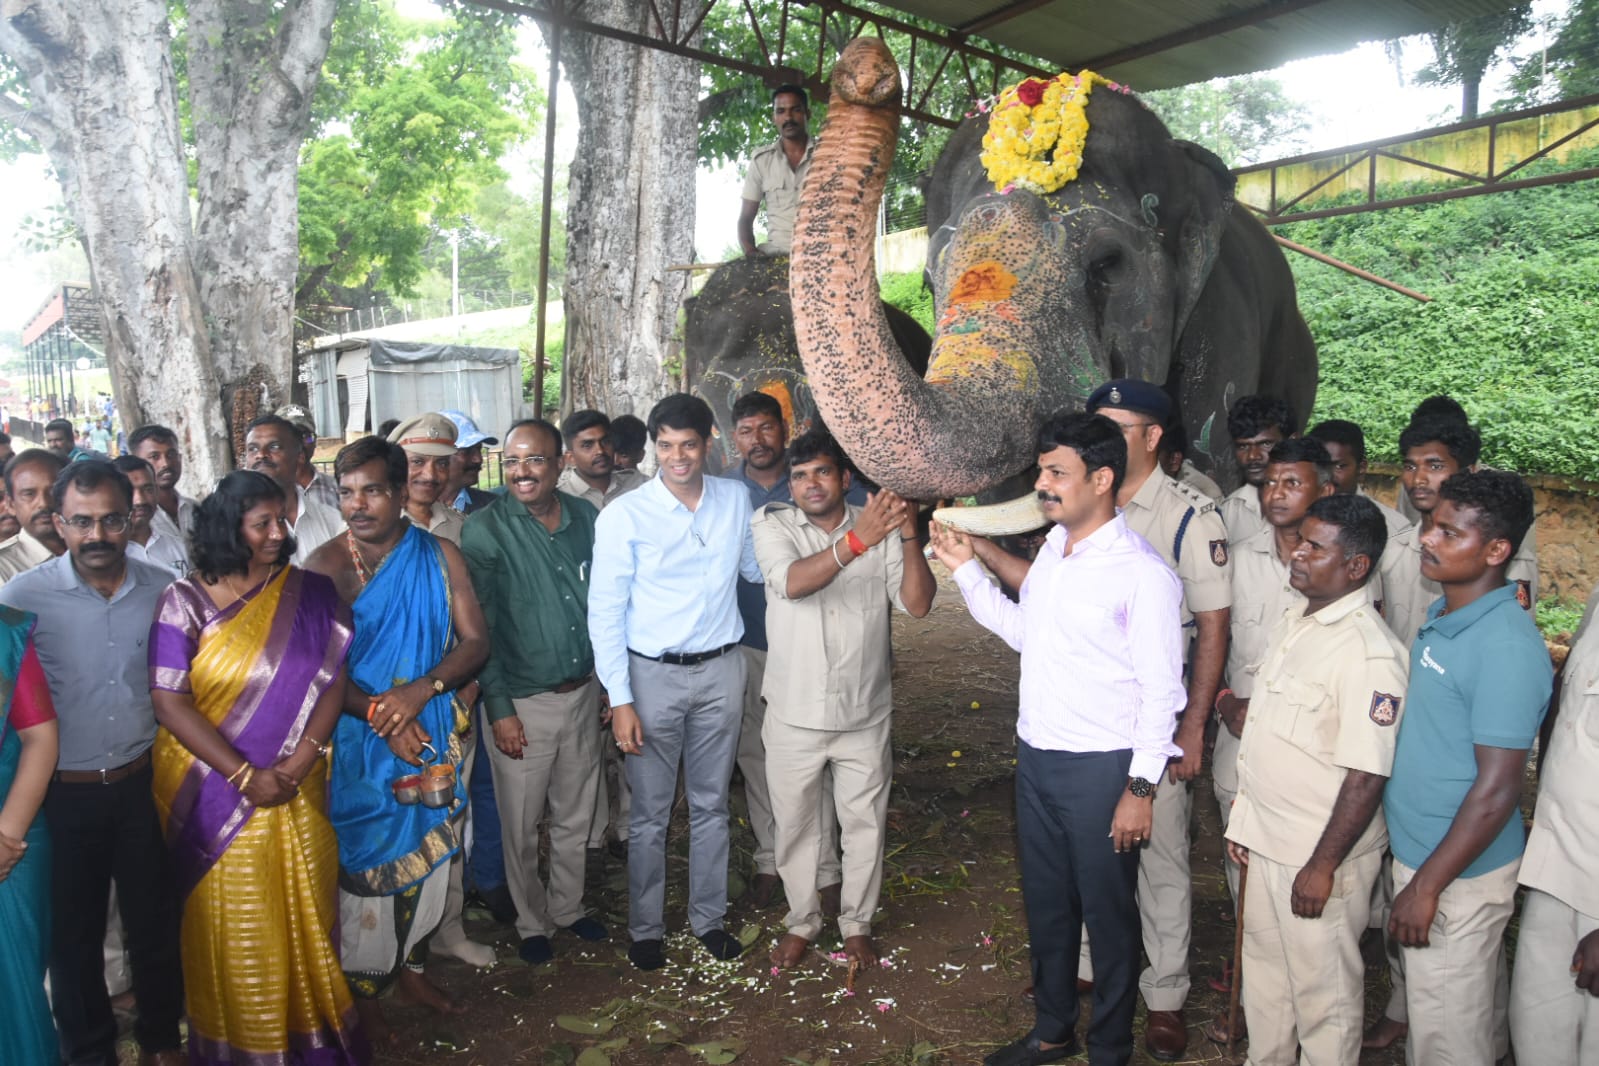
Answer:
[{"left": 625, "top": 651, "right": 746, "bottom": 941}]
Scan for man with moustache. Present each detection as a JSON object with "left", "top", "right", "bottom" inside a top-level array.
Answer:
[
  {"left": 1306, "top": 420, "right": 1409, "bottom": 538},
  {"left": 590, "top": 394, "right": 765, "bottom": 970},
  {"left": 276, "top": 405, "right": 340, "bottom": 509},
  {"left": 1221, "top": 395, "right": 1298, "bottom": 548},
  {"left": 558, "top": 410, "right": 643, "bottom": 511},
  {"left": 128, "top": 426, "right": 197, "bottom": 542},
  {"left": 738, "top": 84, "right": 814, "bottom": 257},
  {"left": 461, "top": 419, "right": 609, "bottom": 966},
  {"left": 933, "top": 412, "right": 1185, "bottom": 1066},
  {"left": 305, "top": 437, "right": 489, "bottom": 1041},
  {"left": 112, "top": 456, "right": 189, "bottom": 578},
  {"left": 440, "top": 410, "right": 499, "bottom": 515},
  {"left": 387, "top": 413, "right": 466, "bottom": 545},
  {"left": 0, "top": 450, "right": 69, "bottom": 583},
  {"left": 1224, "top": 494, "right": 1409, "bottom": 1065},
  {"left": 0, "top": 460, "right": 185, "bottom": 1065},
  {"left": 757, "top": 430, "right": 934, "bottom": 971},
  {"left": 242, "top": 415, "right": 345, "bottom": 565},
  {"left": 1384, "top": 471, "right": 1550, "bottom": 1066},
  {"left": 46, "top": 418, "right": 98, "bottom": 462}
]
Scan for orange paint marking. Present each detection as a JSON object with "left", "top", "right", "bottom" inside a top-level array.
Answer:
[{"left": 947, "top": 261, "right": 1018, "bottom": 307}]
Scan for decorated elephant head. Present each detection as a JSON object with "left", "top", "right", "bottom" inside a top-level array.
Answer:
[{"left": 790, "top": 37, "right": 1314, "bottom": 500}]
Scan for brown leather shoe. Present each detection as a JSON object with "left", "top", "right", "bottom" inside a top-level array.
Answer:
[
  {"left": 769, "top": 932, "right": 810, "bottom": 969},
  {"left": 818, "top": 881, "right": 842, "bottom": 917},
  {"left": 1144, "top": 1009, "right": 1188, "bottom": 1062},
  {"left": 748, "top": 873, "right": 783, "bottom": 909}
]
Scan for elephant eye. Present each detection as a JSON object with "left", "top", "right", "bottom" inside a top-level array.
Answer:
[{"left": 1089, "top": 247, "right": 1126, "bottom": 283}]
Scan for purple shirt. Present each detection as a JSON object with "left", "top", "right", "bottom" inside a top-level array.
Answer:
[{"left": 954, "top": 513, "right": 1186, "bottom": 781}]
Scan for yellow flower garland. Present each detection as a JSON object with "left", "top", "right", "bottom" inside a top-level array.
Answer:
[{"left": 979, "top": 71, "right": 1113, "bottom": 195}]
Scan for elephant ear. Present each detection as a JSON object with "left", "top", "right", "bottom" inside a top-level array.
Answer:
[{"left": 1168, "top": 139, "right": 1236, "bottom": 337}]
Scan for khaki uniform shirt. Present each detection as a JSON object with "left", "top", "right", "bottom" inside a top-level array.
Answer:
[
  {"left": 1378, "top": 523, "right": 1538, "bottom": 647},
  {"left": 751, "top": 502, "right": 906, "bottom": 732},
  {"left": 741, "top": 138, "right": 816, "bottom": 254},
  {"left": 1221, "top": 483, "right": 1269, "bottom": 546},
  {"left": 1520, "top": 584, "right": 1599, "bottom": 916},
  {"left": 1226, "top": 527, "right": 1305, "bottom": 700},
  {"left": 1360, "top": 488, "right": 1410, "bottom": 540},
  {"left": 556, "top": 466, "right": 643, "bottom": 512},
  {"left": 1122, "top": 468, "right": 1231, "bottom": 659},
  {"left": 1177, "top": 459, "right": 1224, "bottom": 502},
  {"left": 411, "top": 500, "right": 464, "bottom": 546},
  {"left": 1226, "top": 586, "right": 1409, "bottom": 868},
  {"left": 0, "top": 530, "right": 55, "bottom": 586}
]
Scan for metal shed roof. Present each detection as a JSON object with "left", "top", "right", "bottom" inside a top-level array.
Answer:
[{"left": 872, "top": 0, "right": 1520, "bottom": 90}]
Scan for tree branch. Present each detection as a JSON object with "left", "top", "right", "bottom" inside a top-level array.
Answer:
[
  {"left": 0, "top": 88, "right": 53, "bottom": 145},
  {"left": 275, "top": 0, "right": 338, "bottom": 100}
]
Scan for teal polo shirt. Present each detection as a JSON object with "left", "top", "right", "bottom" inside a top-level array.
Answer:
[{"left": 1385, "top": 583, "right": 1552, "bottom": 877}]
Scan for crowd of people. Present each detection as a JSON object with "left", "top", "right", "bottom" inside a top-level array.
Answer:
[{"left": 0, "top": 378, "right": 1589, "bottom": 1066}]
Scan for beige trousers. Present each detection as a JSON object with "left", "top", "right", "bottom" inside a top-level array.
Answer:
[
  {"left": 762, "top": 714, "right": 892, "bottom": 940},
  {"left": 1509, "top": 887, "right": 1599, "bottom": 1066},
  {"left": 1395, "top": 856, "right": 1519, "bottom": 1066},
  {"left": 485, "top": 683, "right": 602, "bottom": 939},
  {"left": 1241, "top": 848, "right": 1381, "bottom": 1066},
  {"left": 1213, "top": 725, "right": 1243, "bottom": 907},
  {"left": 429, "top": 725, "right": 477, "bottom": 953},
  {"left": 738, "top": 647, "right": 840, "bottom": 885}
]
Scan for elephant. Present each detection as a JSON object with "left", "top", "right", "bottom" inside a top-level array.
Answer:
[
  {"left": 788, "top": 37, "right": 1318, "bottom": 502},
  {"left": 683, "top": 252, "right": 930, "bottom": 470}
]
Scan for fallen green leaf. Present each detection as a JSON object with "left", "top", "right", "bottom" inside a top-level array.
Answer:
[
  {"left": 575, "top": 1048, "right": 611, "bottom": 1066},
  {"left": 736, "top": 923, "right": 761, "bottom": 949},
  {"left": 556, "top": 1014, "right": 617, "bottom": 1035},
  {"left": 542, "top": 1044, "right": 576, "bottom": 1066}
]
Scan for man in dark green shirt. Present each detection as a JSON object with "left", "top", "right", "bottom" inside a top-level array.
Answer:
[{"left": 460, "top": 418, "right": 607, "bottom": 966}]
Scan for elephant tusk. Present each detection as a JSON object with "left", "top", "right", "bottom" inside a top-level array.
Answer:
[{"left": 933, "top": 493, "right": 1048, "bottom": 536}]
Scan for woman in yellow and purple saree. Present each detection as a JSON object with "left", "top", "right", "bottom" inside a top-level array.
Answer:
[{"left": 149, "top": 471, "right": 367, "bottom": 1065}]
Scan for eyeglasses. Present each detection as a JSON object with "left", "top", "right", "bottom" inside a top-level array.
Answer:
[
  {"left": 58, "top": 513, "right": 130, "bottom": 533},
  {"left": 502, "top": 455, "right": 551, "bottom": 470}
]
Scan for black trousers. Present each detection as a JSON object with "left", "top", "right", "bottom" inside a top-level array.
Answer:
[
  {"left": 1016, "top": 742, "right": 1141, "bottom": 1066},
  {"left": 44, "top": 762, "right": 184, "bottom": 1064}
]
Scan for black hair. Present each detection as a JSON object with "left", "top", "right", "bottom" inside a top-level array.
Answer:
[
  {"left": 335, "top": 436, "right": 407, "bottom": 490},
  {"left": 505, "top": 418, "right": 564, "bottom": 456},
  {"left": 191, "top": 471, "right": 296, "bottom": 583},
  {"left": 0, "top": 431, "right": 12, "bottom": 446},
  {"left": 731, "top": 392, "right": 784, "bottom": 425},
  {"left": 4, "top": 449, "right": 67, "bottom": 496},
  {"left": 611, "top": 415, "right": 647, "bottom": 455},
  {"left": 787, "top": 429, "right": 848, "bottom": 470},
  {"left": 1037, "top": 411, "right": 1126, "bottom": 497},
  {"left": 1307, "top": 419, "right": 1366, "bottom": 464},
  {"left": 44, "top": 418, "right": 74, "bottom": 438},
  {"left": 127, "top": 424, "right": 179, "bottom": 452},
  {"left": 1304, "top": 494, "right": 1387, "bottom": 571},
  {"left": 646, "top": 394, "right": 715, "bottom": 442},
  {"left": 1409, "top": 394, "right": 1468, "bottom": 426},
  {"left": 111, "top": 455, "right": 155, "bottom": 479},
  {"left": 52, "top": 459, "right": 133, "bottom": 513},
  {"left": 1157, "top": 419, "right": 1188, "bottom": 458},
  {"left": 1438, "top": 469, "right": 1535, "bottom": 557},
  {"left": 560, "top": 409, "right": 610, "bottom": 444},
  {"left": 376, "top": 418, "right": 401, "bottom": 439},
  {"left": 244, "top": 414, "right": 305, "bottom": 456},
  {"left": 773, "top": 83, "right": 808, "bottom": 109},
  {"left": 1266, "top": 437, "right": 1334, "bottom": 485},
  {"left": 1226, "top": 395, "right": 1298, "bottom": 441},
  {"left": 1399, "top": 416, "right": 1481, "bottom": 468}
]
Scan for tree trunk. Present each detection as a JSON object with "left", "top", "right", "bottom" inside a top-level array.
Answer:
[
  {"left": 1461, "top": 78, "right": 1481, "bottom": 120},
  {"left": 554, "top": 0, "right": 700, "bottom": 418}
]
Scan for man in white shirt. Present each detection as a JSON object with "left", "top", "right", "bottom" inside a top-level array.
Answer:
[
  {"left": 931, "top": 411, "right": 1186, "bottom": 1066},
  {"left": 112, "top": 455, "right": 188, "bottom": 578},
  {"left": 128, "top": 425, "right": 199, "bottom": 541},
  {"left": 242, "top": 415, "right": 344, "bottom": 565}
]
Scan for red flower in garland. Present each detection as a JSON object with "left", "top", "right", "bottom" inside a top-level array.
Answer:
[{"left": 1015, "top": 79, "right": 1047, "bottom": 107}]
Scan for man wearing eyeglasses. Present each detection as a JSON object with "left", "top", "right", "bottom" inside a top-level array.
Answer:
[
  {"left": 0, "top": 459, "right": 185, "bottom": 1065},
  {"left": 459, "top": 419, "right": 609, "bottom": 967}
]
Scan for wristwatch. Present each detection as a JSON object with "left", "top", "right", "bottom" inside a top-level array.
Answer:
[
  {"left": 1127, "top": 776, "right": 1157, "bottom": 798},
  {"left": 428, "top": 676, "right": 445, "bottom": 694}
]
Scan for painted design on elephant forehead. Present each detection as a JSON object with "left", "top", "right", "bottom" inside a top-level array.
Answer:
[{"left": 947, "top": 261, "right": 1018, "bottom": 307}]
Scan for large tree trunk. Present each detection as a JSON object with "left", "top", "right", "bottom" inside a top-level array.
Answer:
[
  {"left": 0, "top": 0, "right": 334, "bottom": 487},
  {"left": 555, "top": 0, "right": 699, "bottom": 418}
]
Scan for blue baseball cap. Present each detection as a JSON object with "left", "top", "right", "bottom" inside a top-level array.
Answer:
[
  {"left": 1085, "top": 378, "right": 1172, "bottom": 422},
  {"left": 438, "top": 409, "right": 499, "bottom": 448}
]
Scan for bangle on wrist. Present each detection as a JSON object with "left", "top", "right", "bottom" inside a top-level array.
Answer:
[
  {"left": 845, "top": 530, "right": 867, "bottom": 556},
  {"left": 830, "top": 540, "right": 847, "bottom": 569},
  {"left": 304, "top": 736, "right": 330, "bottom": 759},
  {"left": 226, "top": 761, "right": 250, "bottom": 786},
  {"left": 237, "top": 766, "right": 255, "bottom": 794}
]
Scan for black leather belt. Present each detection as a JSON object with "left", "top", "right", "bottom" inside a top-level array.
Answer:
[
  {"left": 550, "top": 673, "right": 593, "bottom": 694},
  {"left": 629, "top": 643, "right": 738, "bottom": 666},
  {"left": 54, "top": 750, "right": 151, "bottom": 785}
]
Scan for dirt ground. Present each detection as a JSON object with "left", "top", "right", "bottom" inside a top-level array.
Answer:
[{"left": 121, "top": 569, "right": 1422, "bottom": 1066}]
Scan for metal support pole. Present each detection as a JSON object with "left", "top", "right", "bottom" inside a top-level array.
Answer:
[
  {"left": 1273, "top": 236, "right": 1432, "bottom": 303},
  {"left": 532, "top": 22, "right": 561, "bottom": 420}
]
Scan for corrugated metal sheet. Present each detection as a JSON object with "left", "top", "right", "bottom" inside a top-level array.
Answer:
[{"left": 876, "top": 0, "right": 1521, "bottom": 90}]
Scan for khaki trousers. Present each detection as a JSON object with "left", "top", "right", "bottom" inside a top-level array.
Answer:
[
  {"left": 1213, "top": 725, "right": 1243, "bottom": 907},
  {"left": 1079, "top": 775, "right": 1193, "bottom": 1010},
  {"left": 737, "top": 647, "right": 841, "bottom": 884},
  {"left": 1241, "top": 848, "right": 1381, "bottom": 1066},
  {"left": 1395, "top": 856, "right": 1519, "bottom": 1066},
  {"left": 1509, "top": 887, "right": 1599, "bottom": 1066},
  {"left": 486, "top": 682, "right": 601, "bottom": 939},
  {"left": 762, "top": 714, "right": 892, "bottom": 940}
]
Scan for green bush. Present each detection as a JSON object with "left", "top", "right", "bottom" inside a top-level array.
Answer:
[{"left": 880, "top": 271, "right": 936, "bottom": 335}]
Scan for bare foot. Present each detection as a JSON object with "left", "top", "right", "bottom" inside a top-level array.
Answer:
[
  {"left": 770, "top": 933, "right": 810, "bottom": 969},
  {"left": 353, "top": 997, "right": 397, "bottom": 1046},
  {"left": 843, "top": 934, "right": 878, "bottom": 970},
  {"left": 1362, "top": 1017, "right": 1408, "bottom": 1050},
  {"left": 395, "top": 967, "right": 468, "bottom": 1015}
]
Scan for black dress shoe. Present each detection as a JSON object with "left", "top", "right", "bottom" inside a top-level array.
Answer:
[
  {"left": 478, "top": 883, "right": 519, "bottom": 926},
  {"left": 628, "top": 938, "right": 665, "bottom": 971},
  {"left": 562, "top": 915, "right": 609, "bottom": 941},
  {"left": 697, "top": 929, "right": 745, "bottom": 960},
  {"left": 982, "top": 1033, "right": 1079, "bottom": 1066}
]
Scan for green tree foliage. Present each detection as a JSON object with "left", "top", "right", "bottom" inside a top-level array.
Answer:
[
  {"left": 295, "top": 2, "right": 537, "bottom": 304},
  {"left": 1284, "top": 149, "right": 1599, "bottom": 479},
  {"left": 1417, "top": 2, "right": 1535, "bottom": 119},
  {"left": 1501, "top": 0, "right": 1599, "bottom": 107},
  {"left": 1141, "top": 75, "right": 1312, "bottom": 166}
]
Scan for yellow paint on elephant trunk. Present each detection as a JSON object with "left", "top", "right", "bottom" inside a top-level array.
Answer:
[
  {"left": 925, "top": 332, "right": 1038, "bottom": 391},
  {"left": 947, "top": 261, "right": 1018, "bottom": 307}
]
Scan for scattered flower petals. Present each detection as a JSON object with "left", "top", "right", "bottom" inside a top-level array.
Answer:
[
  {"left": 951, "top": 750, "right": 962, "bottom": 757},
  {"left": 970, "top": 701, "right": 981, "bottom": 709}
]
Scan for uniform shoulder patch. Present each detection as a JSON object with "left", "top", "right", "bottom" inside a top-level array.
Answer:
[
  {"left": 1168, "top": 477, "right": 1216, "bottom": 512},
  {"left": 1209, "top": 539, "right": 1228, "bottom": 567},
  {"left": 1369, "top": 692, "right": 1401, "bottom": 726},
  {"left": 1515, "top": 579, "right": 1532, "bottom": 610}
]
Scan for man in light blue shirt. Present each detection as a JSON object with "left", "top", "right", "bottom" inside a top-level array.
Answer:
[{"left": 589, "top": 394, "right": 763, "bottom": 971}]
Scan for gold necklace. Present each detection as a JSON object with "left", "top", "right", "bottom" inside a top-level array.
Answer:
[{"left": 224, "top": 565, "right": 277, "bottom": 605}]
